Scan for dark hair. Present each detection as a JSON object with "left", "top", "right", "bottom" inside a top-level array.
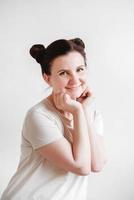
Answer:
[{"left": 29, "top": 38, "right": 87, "bottom": 75}]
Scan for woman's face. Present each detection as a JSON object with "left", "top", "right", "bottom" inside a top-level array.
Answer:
[{"left": 43, "top": 51, "right": 88, "bottom": 100}]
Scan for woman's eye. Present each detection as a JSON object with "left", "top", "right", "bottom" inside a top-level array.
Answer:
[
  {"left": 59, "top": 71, "right": 67, "bottom": 76},
  {"left": 59, "top": 68, "right": 84, "bottom": 76},
  {"left": 77, "top": 68, "right": 84, "bottom": 72}
]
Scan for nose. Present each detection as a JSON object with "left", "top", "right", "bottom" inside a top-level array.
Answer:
[{"left": 68, "top": 73, "right": 80, "bottom": 85}]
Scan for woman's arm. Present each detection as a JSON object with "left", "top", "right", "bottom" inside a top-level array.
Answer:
[
  {"left": 76, "top": 87, "right": 108, "bottom": 172},
  {"left": 71, "top": 106, "right": 91, "bottom": 173},
  {"left": 83, "top": 108, "right": 108, "bottom": 172},
  {"left": 37, "top": 93, "right": 91, "bottom": 175}
]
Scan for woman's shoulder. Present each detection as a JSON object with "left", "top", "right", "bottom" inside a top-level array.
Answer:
[{"left": 24, "top": 98, "right": 62, "bottom": 123}]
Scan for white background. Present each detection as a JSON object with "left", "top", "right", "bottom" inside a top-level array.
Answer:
[{"left": 0, "top": 0, "right": 134, "bottom": 199}]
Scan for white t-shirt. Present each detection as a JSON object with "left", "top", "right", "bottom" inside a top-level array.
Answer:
[{"left": 1, "top": 97, "right": 104, "bottom": 200}]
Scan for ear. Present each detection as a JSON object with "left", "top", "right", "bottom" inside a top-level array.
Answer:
[{"left": 43, "top": 73, "right": 52, "bottom": 86}]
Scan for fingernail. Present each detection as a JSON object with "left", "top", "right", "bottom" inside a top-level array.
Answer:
[{"left": 55, "top": 89, "right": 61, "bottom": 94}]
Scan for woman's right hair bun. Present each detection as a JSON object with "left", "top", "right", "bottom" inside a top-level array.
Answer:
[{"left": 29, "top": 44, "right": 46, "bottom": 64}]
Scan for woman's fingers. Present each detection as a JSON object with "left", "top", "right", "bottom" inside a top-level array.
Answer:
[
  {"left": 59, "top": 93, "right": 65, "bottom": 107},
  {"left": 53, "top": 91, "right": 66, "bottom": 110},
  {"left": 76, "top": 86, "right": 93, "bottom": 104},
  {"left": 82, "top": 87, "right": 92, "bottom": 97},
  {"left": 63, "top": 93, "right": 71, "bottom": 104},
  {"left": 53, "top": 91, "right": 61, "bottom": 109}
]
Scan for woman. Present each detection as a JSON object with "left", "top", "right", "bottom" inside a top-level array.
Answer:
[{"left": 1, "top": 38, "right": 107, "bottom": 200}]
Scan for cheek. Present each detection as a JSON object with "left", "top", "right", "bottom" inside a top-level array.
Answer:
[
  {"left": 83, "top": 76, "right": 88, "bottom": 85},
  {"left": 82, "top": 73, "right": 88, "bottom": 80},
  {"left": 80, "top": 76, "right": 88, "bottom": 85},
  {"left": 52, "top": 78, "right": 67, "bottom": 90}
]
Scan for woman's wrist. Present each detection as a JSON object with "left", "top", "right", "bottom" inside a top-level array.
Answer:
[{"left": 72, "top": 104, "right": 84, "bottom": 116}]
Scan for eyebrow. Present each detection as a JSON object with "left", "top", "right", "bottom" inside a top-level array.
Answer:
[{"left": 57, "top": 65, "right": 85, "bottom": 73}]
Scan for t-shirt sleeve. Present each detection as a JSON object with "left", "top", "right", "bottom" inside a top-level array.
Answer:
[
  {"left": 85, "top": 96, "right": 104, "bottom": 136},
  {"left": 23, "top": 110, "right": 64, "bottom": 150},
  {"left": 93, "top": 110, "right": 104, "bottom": 136}
]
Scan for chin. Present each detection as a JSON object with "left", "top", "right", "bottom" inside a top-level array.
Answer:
[
  {"left": 69, "top": 91, "right": 83, "bottom": 100},
  {"left": 63, "top": 84, "right": 87, "bottom": 100}
]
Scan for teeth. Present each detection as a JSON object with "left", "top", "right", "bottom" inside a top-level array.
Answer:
[
  {"left": 71, "top": 87, "right": 77, "bottom": 89},
  {"left": 67, "top": 85, "right": 81, "bottom": 89}
]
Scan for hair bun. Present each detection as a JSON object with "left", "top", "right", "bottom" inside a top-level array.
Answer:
[
  {"left": 29, "top": 44, "right": 46, "bottom": 64},
  {"left": 70, "top": 38, "right": 85, "bottom": 49}
]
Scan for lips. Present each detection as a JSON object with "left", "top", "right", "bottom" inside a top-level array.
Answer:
[{"left": 66, "top": 85, "right": 81, "bottom": 89}]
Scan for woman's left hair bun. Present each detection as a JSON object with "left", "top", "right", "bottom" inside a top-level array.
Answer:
[
  {"left": 29, "top": 44, "right": 46, "bottom": 64},
  {"left": 70, "top": 38, "right": 85, "bottom": 49}
]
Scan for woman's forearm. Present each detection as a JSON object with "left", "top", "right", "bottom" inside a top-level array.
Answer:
[
  {"left": 72, "top": 107, "right": 91, "bottom": 173},
  {"left": 86, "top": 124, "right": 105, "bottom": 172},
  {"left": 83, "top": 109, "right": 107, "bottom": 172}
]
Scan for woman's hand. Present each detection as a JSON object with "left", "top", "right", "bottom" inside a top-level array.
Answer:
[
  {"left": 76, "top": 86, "right": 94, "bottom": 108},
  {"left": 53, "top": 91, "right": 82, "bottom": 114}
]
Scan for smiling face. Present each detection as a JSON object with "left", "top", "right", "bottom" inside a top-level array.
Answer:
[{"left": 43, "top": 51, "right": 88, "bottom": 100}]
